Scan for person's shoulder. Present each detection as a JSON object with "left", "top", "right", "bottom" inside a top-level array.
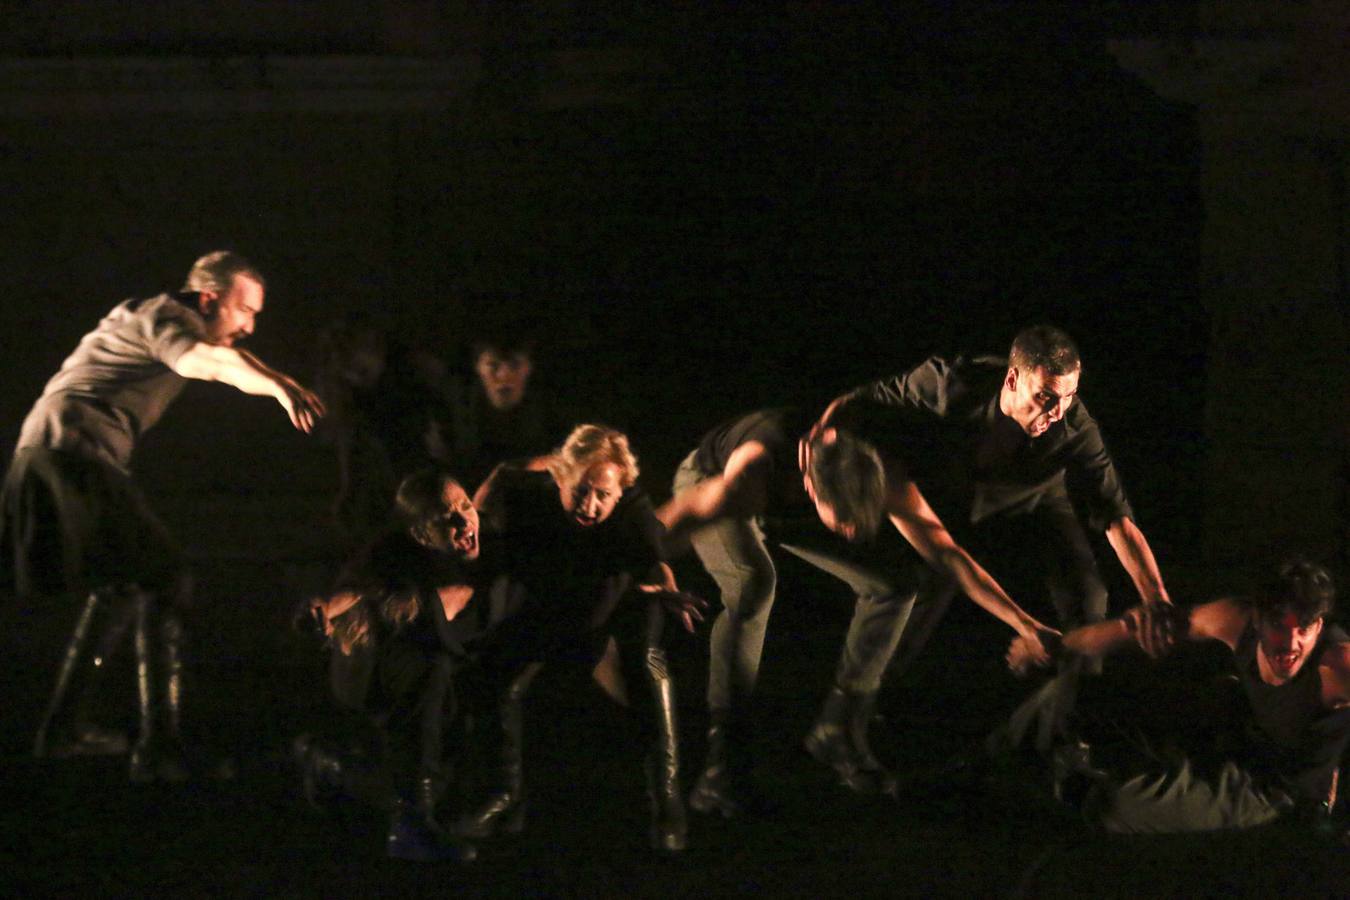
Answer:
[
  {"left": 1319, "top": 631, "right": 1350, "bottom": 708},
  {"left": 363, "top": 528, "right": 420, "bottom": 567},
  {"left": 617, "top": 483, "right": 655, "bottom": 516},
  {"left": 118, "top": 293, "right": 203, "bottom": 334},
  {"left": 492, "top": 464, "right": 556, "bottom": 506},
  {"left": 744, "top": 407, "right": 801, "bottom": 447},
  {"left": 949, "top": 354, "right": 1007, "bottom": 387},
  {"left": 1058, "top": 396, "right": 1104, "bottom": 447},
  {"left": 1321, "top": 629, "right": 1350, "bottom": 671},
  {"left": 123, "top": 292, "right": 192, "bottom": 316}
]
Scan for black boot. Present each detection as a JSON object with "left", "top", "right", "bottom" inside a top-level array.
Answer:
[
  {"left": 849, "top": 690, "right": 898, "bottom": 796},
  {"left": 645, "top": 648, "right": 687, "bottom": 852},
  {"left": 453, "top": 663, "right": 540, "bottom": 839},
  {"left": 804, "top": 685, "right": 889, "bottom": 795},
  {"left": 33, "top": 590, "right": 132, "bottom": 758},
  {"left": 128, "top": 593, "right": 189, "bottom": 783},
  {"left": 160, "top": 610, "right": 235, "bottom": 780},
  {"left": 688, "top": 708, "right": 769, "bottom": 818},
  {"left": 292, "top": 732, "right": 399, "bottom": 813},
  {"left": 292, "top": 733, "right": 347, "bottom": 809},
  {"left": 387, "top": 775, "right": 477, "bottom": 863}
]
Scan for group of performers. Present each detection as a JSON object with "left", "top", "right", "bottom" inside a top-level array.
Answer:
[{"left": 3, "top": 252, "right": 1345, "bottom": 865}]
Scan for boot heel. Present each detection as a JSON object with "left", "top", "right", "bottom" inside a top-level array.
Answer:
[
  {"left": 452, "top": 791, "right": 525, "bottom": 839},
  {"left": 650, "top": 821, "right": 688, "bottom": 853},
  {"left": 501, "top": 797, "right": 528, "bottom": 834}
]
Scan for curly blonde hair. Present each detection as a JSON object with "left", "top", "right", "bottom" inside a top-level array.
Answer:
[{"left": 547, "top": 424, "right": 639, "bottom": 488}]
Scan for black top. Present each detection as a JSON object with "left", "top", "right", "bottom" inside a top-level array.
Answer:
[
  {"left": 843, "top": 355, "right": 1133, "bottom": 530},
  {"left": 354, "top": 341, "right": 452, "bottom": 481},
  {"left": 441, "top": 379, "right": 564, "bottom": 490},
  {"left": 1234, "top": 621, "right": 1350, "bottom": 805},
  {"left": 334, "top": 529, "right": 482, "bottom": 657},
  {"left": 693, "top": 407, "right": 816, "bottom": 520},
  {"left": 483, "top": 467, "right": 664, "bottom": 606}
]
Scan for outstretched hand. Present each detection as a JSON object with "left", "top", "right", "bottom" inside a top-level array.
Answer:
[
  {"left": 277, "top": 377, "right": 327, "bottom": 433},
  {"left": 637, "top": 583, "right": 708, "bottom": 634},
  {"left": 1007, "top": 626, "right": 1061, "bottom": 677},
  {"left": 1124, "top": 602, "right": 1185, "bottom": 658},
  {"left": 291, "top": 596, "right": 327, "bottom": 637}
]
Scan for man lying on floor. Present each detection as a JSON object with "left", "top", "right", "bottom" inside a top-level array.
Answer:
[{"left": 1007, "top": 557, "right": 1350, "bottom": 834}]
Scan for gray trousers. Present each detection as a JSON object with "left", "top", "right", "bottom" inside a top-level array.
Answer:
[
  {"left": 1007, "top": 651, "right": 1296, "bottom": 832},
  {"left": 673, "top": 451, "right": 919, "bottom": 712},
  {"left": 1092, "top": 759, "right": 1292, "bottom": 833}
]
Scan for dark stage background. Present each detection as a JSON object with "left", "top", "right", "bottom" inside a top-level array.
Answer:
[{"left": 1, "top": 3, "right": 1347, "bottom": 897}]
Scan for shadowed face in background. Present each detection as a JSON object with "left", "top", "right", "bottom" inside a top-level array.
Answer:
[{"left": 475, "top": 348, "right": 533, "bottom": 411}]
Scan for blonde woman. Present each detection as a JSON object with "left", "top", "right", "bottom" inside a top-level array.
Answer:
[{"left": 457, "top": 424, "right": 703, "bottom": 853}]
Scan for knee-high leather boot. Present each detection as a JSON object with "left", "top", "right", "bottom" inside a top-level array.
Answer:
[
  {"left": 33, "top": 590, "right": 131, "bottom": 758},
  {"left": 453, "top": 662, "right": 542, "bottom": 838},
  {"left": 644, "top": 646, "right": 687, "bottom": 852},
  {"left": 804, "top": 684, "right": 892, "bottom": 795},
  {"left": 128, "top": 593, "right": 189, "bottom": 783},
  {"left": 292, "top": 732, "right": 398, "bottom": 812},
  {"left": 688, "top": 705, "right": 771, "bottom": 817},
  {"left": 387, "top": 774, "right": 477, "bottom": 863}
]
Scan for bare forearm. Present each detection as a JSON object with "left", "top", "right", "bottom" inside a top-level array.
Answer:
[
  {"left": 1062, "top": 617, "right": 1136, "bottom": 659},
  {"left": 1106, "top": 516, "right": 1170, "bottom": 605},
  {"left": 312, "top": 590, "right": 361, "bottom": 634},
  {"left": 936, "top": 544, "right": 1043, "bottom": 638},
  {"left": 657, "top": 477, "right": 735, "bottom": 547},
  {"left": 172, "top": 343, "right": 284, "bottom": 399}
]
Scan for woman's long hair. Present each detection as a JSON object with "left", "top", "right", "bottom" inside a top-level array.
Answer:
[{"left": 328, "top": 469, "right": 463, "bottom": 654}]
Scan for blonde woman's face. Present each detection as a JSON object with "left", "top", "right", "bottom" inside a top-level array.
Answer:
[{"left": 559, "top": 461, "right": 623, "bottom": 527}]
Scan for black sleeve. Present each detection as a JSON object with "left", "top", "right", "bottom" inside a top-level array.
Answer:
[
  {"left": 1061, "top": 403, "right": 1134, "bottom": 532},
  {"left": 851, "top": 356, "right": 951, "bottom": 413},
  {"left": 611, "top": 488, "right": 665, "bottom": 578}
]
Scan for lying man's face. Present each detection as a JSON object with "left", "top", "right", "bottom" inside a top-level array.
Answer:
[{"left": 1257, "top": 609, "right": 1323, "bottom": 682}]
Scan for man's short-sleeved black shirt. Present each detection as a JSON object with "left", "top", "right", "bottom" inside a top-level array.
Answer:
[{"left": 846, "top": 355, "right": 1133, "bottom": 531}]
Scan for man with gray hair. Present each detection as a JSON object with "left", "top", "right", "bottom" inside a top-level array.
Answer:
[{"left": 2, "top": 250, "right": 325, "bottom": 781}]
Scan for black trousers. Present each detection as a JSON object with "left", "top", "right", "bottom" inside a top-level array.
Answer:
[
  {"left": 329, "top": 637, "right": 464, "bottom": 787},
  {"left": 466, "top": 579, "right": 674, "bottom": 758}
]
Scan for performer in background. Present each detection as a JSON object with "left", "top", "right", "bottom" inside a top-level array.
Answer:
[
  {"left": 432, "top": 321, "right": 565, "bottom": 493},
  {"left": 2, "top": 250, "right": 324, "bottom": 781},
  {"left": 312, "top": 317, "right": 448, "bottom": 549}
]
